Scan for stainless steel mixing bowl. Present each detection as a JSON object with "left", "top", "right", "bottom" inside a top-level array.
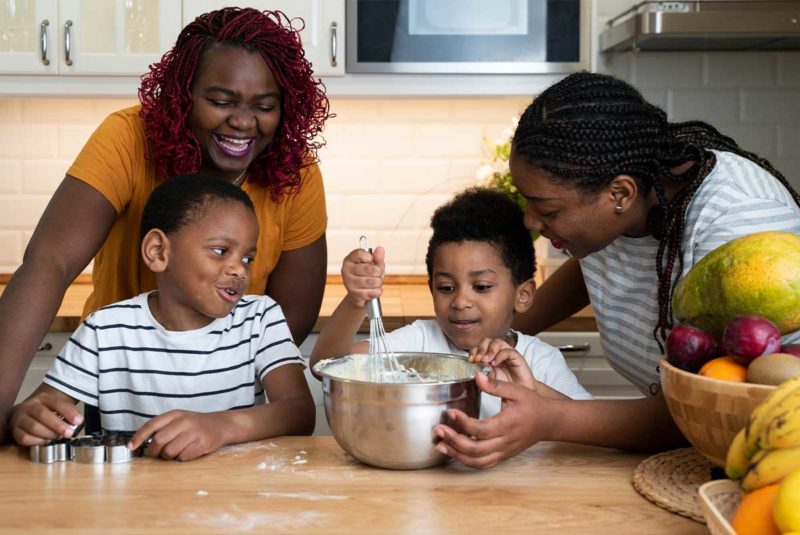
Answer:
[{"left": 313, "top": 352, "right": 488, "bottom": 470}]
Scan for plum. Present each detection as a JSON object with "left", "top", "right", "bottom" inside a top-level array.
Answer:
[
  {"left": 722, "top": 315, "right": 781, "bottom": 366},
  {"left": 780, "top": 344, "right": 800, "bottom": 358},
  {"left": 666, "top": 324, "right": 718, "bottom": 372}
]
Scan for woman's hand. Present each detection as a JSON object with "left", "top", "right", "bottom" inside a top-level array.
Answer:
[
  {"left": 10, "top": 386, "right": 82, "bottom": 446},
  {"left": 341, "top": 246, "right": 385, "bottom": 307},
  {"left": 128, "top": 410, "right": 227, "bottom": 462},
  {"left": 468, "top": 337, "right": 536, "bottom": 389},
  {"left": 434, "top": 372, "right": 553, "bottom": 469}
]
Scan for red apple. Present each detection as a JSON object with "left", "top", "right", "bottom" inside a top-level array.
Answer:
[
  {"left": 780, "top": 344, "right": 800, "bottom": 358},
  {"left": 666, "top": 324, "right": 718, "bottom": 372},
  {"left": 722, "top": 315, "right": 781, "bottom": 366}
]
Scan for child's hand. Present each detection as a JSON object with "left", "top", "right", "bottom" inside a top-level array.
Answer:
[
  {"left": 468, "top": 338, "right": 536, "bottom": 390},
  {"left": 341, "top": 246, "right": 386, "bottom": 307},
  {"left": 10, "top": 388, "right": 83, "bottom": 446},
  {"left": 128, "top": 410, "right": 226, "bottom": 462}
]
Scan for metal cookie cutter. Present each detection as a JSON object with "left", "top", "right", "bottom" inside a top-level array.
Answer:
[
  {"left": 29, "top": 438, "right": 73, "bottom": 464},
  {"left": 30, "top": 429, "right": 142, "bottom": 464}
]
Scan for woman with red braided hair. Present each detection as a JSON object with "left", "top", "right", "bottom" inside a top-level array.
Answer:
[
  {"left": 0, "top": 7, "right": 331, "bottom": 440},
  {"left": 433, "top": 71, "right": 800, "bottom": 468}
]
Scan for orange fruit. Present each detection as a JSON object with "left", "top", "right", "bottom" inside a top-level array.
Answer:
[
  {"left": 731, "top": 483, "right": 781, "bottom": 535},
  {"left": 698, "top": 356, "right": 747, "bottom": 382}
]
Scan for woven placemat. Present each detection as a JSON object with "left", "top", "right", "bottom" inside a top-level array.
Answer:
[{"left": 632, "top": 447, "right": 715, "bottom": 523}]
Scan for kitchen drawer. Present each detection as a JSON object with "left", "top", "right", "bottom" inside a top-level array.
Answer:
[{"left": 537, "top": 331, "right": 642, "bottom": 399}]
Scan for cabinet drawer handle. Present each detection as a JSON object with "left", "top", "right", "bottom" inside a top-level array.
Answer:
[
  {"left": 556, "top": 343, "right": 591, "bottom": 353},
  {"left": 330, "top": 22, "right": 338, "bottom": 67},
  {"left": 64, "top": 20, "right": 73, "bottom": 66},
  {"left": 38, "top": 342, "right": 53, "bottom": 352},
  {"left": 40, "top": 20, "right": 50, "bottom": 66}
]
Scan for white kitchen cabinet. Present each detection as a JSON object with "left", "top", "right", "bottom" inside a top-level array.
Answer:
[
  {"left": 0, "top": 0, "right": 182, "bottom": 75},
  {"left": 182, "top": 0, "right": 345, "bottom": 77}
]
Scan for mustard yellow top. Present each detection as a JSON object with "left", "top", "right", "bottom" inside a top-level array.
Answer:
[{"left": 67, "top": 105, "right": 327, "bottom": 318}]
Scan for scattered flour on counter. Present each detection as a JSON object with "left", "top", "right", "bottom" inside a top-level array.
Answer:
[
  {"left": 196, "top": 490, "right": 208, "bottom": 496},
  {"left": 218, "top": 442, "right": 278, "bottom": 456},
  {"left": 257, "top": 492, "right": 347, "bottom": 501},
  {"left": 184, "top": 509, "right": 322, "bottom": 532}
]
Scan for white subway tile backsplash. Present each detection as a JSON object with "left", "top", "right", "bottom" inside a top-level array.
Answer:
[
  {"left": 92, "top": 99, "right": 138, "bottom": 121},
  {"left": 778, "top": 125, "right": 800, "bottom": 158},
  {"left": 0, "top": 99, "right": 21, "bottom": 122},
  {"left": 0, "top": 160, "right": 21, "bottom": 193},
  {"left": 413, "top": 124, "right": 483, "bottom": 157},
  {"left": 378, "top": 98, "right": 453, "bottom": 121},
  {"left": 0, "top": 197, "right": 49, "bottom": 228},
  {"left": 376, "top": 159, "right": 450, "bottom": 193},
  {"left": 778, "top": 53, "right": 800, "bottom": 86},
  {"left": 21, "top": 160, "right": 72, "bottom": 194},
  {"left": 669, "top": 89, "right": 740, "bottom": 123},
  {"left": 0, "top": 231, "right": 22, "bottom": 270},
  {"left": 339, "top": 194, "right": 419, "bottom": 231},
  {"left": 21, "top": 99, "right": 96, "bottom": 123},
  {"left": 714, "top": 124, "right": 777, "bottom": 159},
  {"left": 0, "top": 125, "right": 59, "bottom": 158},
  {"left": 706, "top": 53, "right": 777, "bottom": 87},
  {"left": 742, "top": 90, "right": 800, "bottom": 123},
  {"left": 319, "top": 159, "right": 380, "bottom": 194},
  {"left": 57, "top": 126, "right": 97, "bottom": 158},
  {"left": 773, "top": 159, "right": 800, "bottom": 192},
  {"left": 631, "top": 53, "right": 704, "bottom": 88}
]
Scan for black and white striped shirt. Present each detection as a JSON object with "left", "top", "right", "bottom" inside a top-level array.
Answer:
[
  {"left": 44, "top": 292, "right": 304, "bottom": 431},
  {"left": 581, "top": 150, "right": 800, "bottom": 394}
]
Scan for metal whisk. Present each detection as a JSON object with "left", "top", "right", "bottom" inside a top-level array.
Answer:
[{"left": 360, "top": 236, "right": 404, "bottom": 383}]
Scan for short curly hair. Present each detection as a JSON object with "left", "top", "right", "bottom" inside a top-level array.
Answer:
[
  {"left": 139, "top": 7, "right": 330, "bottom": 201},
  {"left": 140, "top": 174, "right": 255, "bottom": 241},
  {"left": 425, "top": 187, "right": 535, "bottom": 285}
]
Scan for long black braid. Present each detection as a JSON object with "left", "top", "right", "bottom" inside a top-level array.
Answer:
[{"left": 512, "top": 71, "right": 800, "bottom": 351}]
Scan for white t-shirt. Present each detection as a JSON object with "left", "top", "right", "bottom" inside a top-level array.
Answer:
[
  {"left": 383, "top": 319, "right": 592, "bottom": 419},
  {"left": 581, "top": 150, "right": 800, "bottom": 395},
  {"left": 44, "top": 292, "right": 305, "bottom": 431}
]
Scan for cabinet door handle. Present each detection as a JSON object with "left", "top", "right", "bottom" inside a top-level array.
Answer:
[
  {"left": 40, "top": 20, "right": 50, "bottom": 65},
  {"left": 556, "top": 343, "right": 591, "bottom": 353},
  {"left": 330, "top": 22, "right": 338, "bottom": 67},
  {"left": 38, "top": 342, "right": 53, "bottom": 352},
  {"left": 64, "top": 20, "right": 73, "bottom": 66}
]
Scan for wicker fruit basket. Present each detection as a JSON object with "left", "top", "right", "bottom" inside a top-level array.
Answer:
[
  {"left": 659, "top": 357, "right": 775, "bottom": 467},
  {"left": 698, "top": 479, "right": 740, "bottom": 535}
]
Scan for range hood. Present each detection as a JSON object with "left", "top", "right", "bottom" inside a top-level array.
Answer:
[{"left": 600, "top": 1, "right": 800, "bottom": 54}]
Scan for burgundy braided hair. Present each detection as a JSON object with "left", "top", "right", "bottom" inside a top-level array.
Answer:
[
  {"left": 512, "top": 71, "right": 800, "bottom": 351},
  {"left": 139, "top": 7, "right": 330, "bottom": 201}
]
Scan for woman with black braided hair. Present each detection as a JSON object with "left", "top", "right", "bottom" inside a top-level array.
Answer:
[{"left": 433, "top": 71, "right": 800, "bottom": 469}]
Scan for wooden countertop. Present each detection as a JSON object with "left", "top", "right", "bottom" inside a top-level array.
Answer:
[
  {"left": 0, "top": 278, "right": 596, "bottom": 333},
  {"left": 0, "top": 437, "right": 703, "bottom": 534}
]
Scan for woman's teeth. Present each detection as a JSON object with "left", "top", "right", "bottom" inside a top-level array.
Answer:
[{"left": 216, "top": 135, "right": 251, "bottom": 156}]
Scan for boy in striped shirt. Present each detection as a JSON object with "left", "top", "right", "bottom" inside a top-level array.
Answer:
[{"left": 10, "top": 175, "right": 315, "bottom": 460}]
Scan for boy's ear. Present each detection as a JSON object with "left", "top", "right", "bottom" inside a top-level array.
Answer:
[
  {"left": 141, "top": 229, "right": 170, "bottom": 273},
  {"left": 514, "top": 278, "right": 536, "bottom": 313}
]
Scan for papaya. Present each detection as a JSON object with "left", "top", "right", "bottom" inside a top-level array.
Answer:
[{"left": 672, "top": 231, "right": 800, "bottom": 338}]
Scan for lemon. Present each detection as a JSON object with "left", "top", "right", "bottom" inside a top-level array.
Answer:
[
  {"left": 774, "top": 468, "right": 800, "bottom": 532},
  {"left": 672, "top": 231, "right": 800, "bottom": 338}
]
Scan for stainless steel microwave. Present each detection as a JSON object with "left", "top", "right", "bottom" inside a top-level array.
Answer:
[{"left": 346, "top": 0, "right": 591, "bottom": 74}]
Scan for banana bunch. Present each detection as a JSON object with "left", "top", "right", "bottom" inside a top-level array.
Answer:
[{"left": 726, "top": 375, "right": 800, "bottom": 491}]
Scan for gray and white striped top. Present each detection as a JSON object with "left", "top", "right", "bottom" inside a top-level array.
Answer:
[
  {"left": 581, "top": 150, "right": 800, "bottom": 395},
  {"left": 44, "top": 292, "right": 305, "bottom": 431}
]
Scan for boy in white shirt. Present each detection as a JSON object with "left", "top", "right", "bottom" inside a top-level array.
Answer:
[
  {"left": 311, "top": 187, "right": 591, "bottom": 419},
  {"left": 11, "top": 175, "right": 315, "bottom": 460}
]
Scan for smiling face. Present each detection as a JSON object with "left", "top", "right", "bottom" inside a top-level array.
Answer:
[
  {"left": 187, "top": 44, "right": 282, "bottom": 183},
  {"left": 149, "top": 200, "right": 259, "bottom": 330},
  {"left": 510, "top": 152, "right": 633, "bottom": 259},
  {"left": 430, "top": 241, "right": 533, "bottom": 351}
]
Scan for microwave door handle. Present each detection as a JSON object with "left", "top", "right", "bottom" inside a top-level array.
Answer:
[{"left": 330, "top": 22, "right": 338, "bottom": 67}]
